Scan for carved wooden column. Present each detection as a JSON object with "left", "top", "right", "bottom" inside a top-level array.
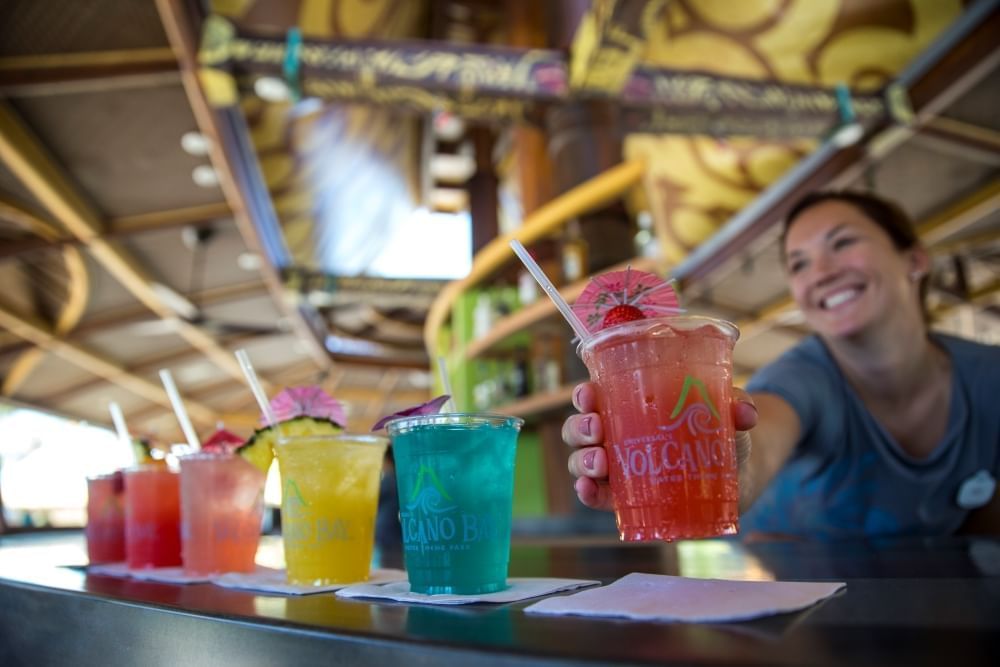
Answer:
[
  {"left": 468, "top": 126, "right": 499, "bottom": 254},
  {"left": 545, "top": 99, "right": 635, "bottom": 273}
]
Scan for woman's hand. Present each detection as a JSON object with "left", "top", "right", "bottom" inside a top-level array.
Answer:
[{"left": 562, "top": 382, "right": 758, "bottom": 511}]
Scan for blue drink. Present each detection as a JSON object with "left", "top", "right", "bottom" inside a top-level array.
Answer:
[{"left": 387, "top": 414, "right": 522, "bottom": 595}]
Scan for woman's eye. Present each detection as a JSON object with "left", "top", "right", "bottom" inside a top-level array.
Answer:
[
  {"left": 832, "top": 236, "right": 857, "bottom": 250},
  {"left": 788, "top": 259, "right": 806, "bottom": 274}
]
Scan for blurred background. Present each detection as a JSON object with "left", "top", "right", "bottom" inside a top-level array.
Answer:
[{"left": 0, "top": 0, "right": 996, "bottom": 533}]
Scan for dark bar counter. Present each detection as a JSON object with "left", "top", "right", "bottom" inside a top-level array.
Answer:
[{"left": 1, "top": 532, "right": 998, "bottom": 666}]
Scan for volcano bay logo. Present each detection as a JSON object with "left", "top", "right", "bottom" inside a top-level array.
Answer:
[
  {"left": 401, "top": 464, "right": 498, "bottom": 550},
  {"left": 613, "top": 375, "right": 732, "bottom": 481},
  {"left": 282, "top": 478, "right": 352, "bottom": 544}
]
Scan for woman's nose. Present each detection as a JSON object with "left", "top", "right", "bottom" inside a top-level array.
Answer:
[{"left": 809, "top": 251, "right": 837, "bottom": 283}]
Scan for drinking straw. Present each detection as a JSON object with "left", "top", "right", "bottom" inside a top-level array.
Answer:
[
  {"left": 436, "top": 355, "right": 457, "bottom": 413},
  {"left": 108, "top": 401, "right": 132, "bottom": 454},
  {"left": 158, "top": 368, "right": 201, "bottom": 451},
  {"left": 235, "top": 349, "right": 280, "bottom": 429},
  {"left": 509, "top": 239, "right": 590, "bottom": 341}
]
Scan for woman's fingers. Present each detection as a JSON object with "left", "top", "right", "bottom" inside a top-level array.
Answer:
[
  {"left": 574, "top": 477, "right": 615, "bottom": 511},
  {"left": 571, "top": 382, "right": 598, "bottom": 413},
  {"left": 732, "top": 387, "right": 758, "bottom": 432},
  {"left": 561, "top": 411, "right": 604, "bottom": 448},
  {"left": 567, "top": 445, "right": 608, "bottom": 479}
]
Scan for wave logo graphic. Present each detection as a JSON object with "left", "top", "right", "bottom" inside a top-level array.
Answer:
[
  {"left": 283, "top": 479, "right": 309, "bottom": 519},
  {"left": 658, "top": 375, "right": 723, "bottom": 436},
  {"left": 406, "top": 465, "right": 457, "bottom": 514}
]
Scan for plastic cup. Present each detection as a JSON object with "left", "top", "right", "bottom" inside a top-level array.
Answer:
[
  {"left": 274, "top": 434, "right": 389, "bottom": 585},
  {"left": 85, "top": 473, "right": 126, "bottom": 564},
  {"left": 179, "top": 453, "right": 265, "bottom": 575},
  {"left": 123, "top": 464, "right": 182, "bottom": 568},
  {"left": 578, "top": 315, "right": 740, "bottom": 542},
  {"left": 387, "top": 414, "right": 522, "bottom": 595}
]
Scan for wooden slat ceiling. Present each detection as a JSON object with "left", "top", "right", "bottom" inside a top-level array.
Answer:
[{"left": 0, "top": 0, "right": 997, "bottom": 444}]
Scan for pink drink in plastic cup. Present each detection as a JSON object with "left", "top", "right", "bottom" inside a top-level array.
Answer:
[
  {"left": 179, "top": 453, "right": 265, "bottom": 575},
  {"left": 124, "top": 465, "right": 182, "bottom": 568},
  {"left": 85, "top": 473, "right": 126, "bottom": 564},
  {"left": 579, "top": 316, "right": 740, "bottom": 542}
]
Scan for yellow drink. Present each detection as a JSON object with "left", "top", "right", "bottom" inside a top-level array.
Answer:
[{"left": 275, "top": 434, "right": 388, "bottom": 585}]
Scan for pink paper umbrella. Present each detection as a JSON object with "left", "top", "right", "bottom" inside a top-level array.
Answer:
[{"left": 572, "top": 268, "right": 682, "bottom": 334}]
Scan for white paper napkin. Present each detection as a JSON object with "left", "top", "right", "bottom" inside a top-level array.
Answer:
[
  {"left": 336, "top": 577, "right": 600, "bottom": 605},
  {"left": 211, "top": 566, "right": 408, "bottom": 595},
  {"left": 87, "top": 562, "right": 131, "bottom": 578},
  {"left": 524, "top": 572, "right": 845, "bottom": 623},
  {"left": 127, "top": 566, "right": 213, "bottom": 584}
]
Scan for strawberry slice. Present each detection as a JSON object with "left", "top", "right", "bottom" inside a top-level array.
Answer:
[{"left": 601, "top": 304, "right": 646, "bottom": 329}]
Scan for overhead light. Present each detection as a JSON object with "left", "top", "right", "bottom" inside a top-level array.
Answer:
[
  {"left": 307, "top": 290, "right": 337, "bottom": 307},
  {"left": 433, "top": 111, "right": 465, "bottom": 141},
  {"left": 254, "top": 76, "right": 291, "bottom": 102},
  {"left": 237, "top": 252, "right": 263, "bottom": 271},
  {"left": 407, "top": 371, "right": 431, "bottom": 388},
  {"left": 429, "top": 187, "right": 469, "bottom": 212},
  {"left": 429, "top": 153, "right": 476, "bottom": 182},
  {"left": 831, "top": 122, "right": 864, "bottom": 148},
  {"left": 150, "top": 282, "right": 199, "bottom": 319},
  {"left": 325, "top": 334, "right": 385, "bottom": 357},
  {"left": 180, "top": 131, "right": 211, "bottom": 156},
  {"left": 192, "top": 165, "right": 220, "bottom": 188}
]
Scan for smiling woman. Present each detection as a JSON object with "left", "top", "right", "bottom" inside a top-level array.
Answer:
[
  {"left": 562, "top": 190, "right": 1000, "bottom": 540},
  {"left": 739, "top": 191, "right": 1000, "bottom": 538}
]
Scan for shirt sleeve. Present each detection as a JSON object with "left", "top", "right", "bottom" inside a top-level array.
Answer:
[{"left": 746, "top": 342, "right": 838, "bottom": 442}]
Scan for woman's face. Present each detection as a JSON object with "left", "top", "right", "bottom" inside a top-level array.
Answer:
[{"left": 784, "top": 200, "right": 924, "bottom": 340}]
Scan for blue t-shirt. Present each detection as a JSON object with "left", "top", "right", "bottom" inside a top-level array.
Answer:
[{"left": 743, "top": 334, "right": 1000, "bottom": 539}]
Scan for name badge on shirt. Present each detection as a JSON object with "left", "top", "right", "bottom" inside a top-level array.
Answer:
[{"left": 957, "top": 470, "right": 997, "bottom": 509}]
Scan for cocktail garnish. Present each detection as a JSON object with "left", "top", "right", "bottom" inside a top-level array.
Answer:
[
  {"left": 267, "top": 385, "right": 347, "bottom": 427},
  {"left": 371, "top": 395, "right": 451, "bottom": 432},
  {"left": 572, "top": 267, "right": 682, "bottom": 333},
  {"left": 202, "top": 427, "right": 244, "bottom": 454}
]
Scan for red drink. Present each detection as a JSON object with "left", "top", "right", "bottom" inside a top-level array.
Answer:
[
  {"left": 85, "top": 474, "right": 126, "bottom": 563},
  {"left": 124, "top": 465, "right": 182, "bottom": 568},
  {"left": 179, "top": 453, "right": 264, "bottom": 575},
  {"left": 579, "top": 316, "right": 739, "bottom": 541}
]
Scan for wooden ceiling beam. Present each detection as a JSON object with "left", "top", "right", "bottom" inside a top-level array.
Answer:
[
  {"left": 0, "top": 280, "right": 269, "bottom": 359},
  {"left": 0, "top": 101, "right": 267, "bottom": 390},
  {"left": 917, "top": 177, "right": 1000, "bottom": 246},
  {"left": 0, "top": 201, "right": 232, "bottom": 260},
  {"left": 0, "top": 300, "right": 217, "bottom": 424},
  {"left": 40, "top": 331, "right": 268, "bottom": 406},
  {"left": 156, "top": 0, "right": 332, "bottom": 372},
  {"left": 0, "top": 48, "right": 178, "bottom": 91}
]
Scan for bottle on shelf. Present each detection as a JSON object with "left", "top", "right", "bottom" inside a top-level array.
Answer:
[{"left": 561, "top": 218, "right": 589, "bottom": 284}]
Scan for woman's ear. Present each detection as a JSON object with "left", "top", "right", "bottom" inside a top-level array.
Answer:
[{"left": 907, "top": 245, "right": 931, "bottom": 282}]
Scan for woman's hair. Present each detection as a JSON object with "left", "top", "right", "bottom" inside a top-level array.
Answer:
[
  {"left": 783, "top": 191, "right": 919, "bottom": 251},
  {"left": 782, "top": 190, "right": 929, "bottom": 318}
]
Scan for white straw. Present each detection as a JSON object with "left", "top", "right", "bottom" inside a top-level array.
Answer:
[
  {"left": 108, "top": 401, "right": 132, "bottom": 455},
  {"left": 436, "top": 355, "right": 457, "bottom": 413},
  {"left": 235, "top": 349, "right": 280, "bottom": 428},
  {"left": 510, "top": 239, "right": 590, "bottom": 341},
  {"left": 158, "top": 369, "right": 201, "bottom": 450}
]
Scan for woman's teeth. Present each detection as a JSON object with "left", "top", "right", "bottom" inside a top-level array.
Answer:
[{"left": 821, "top": 288, "right": 861, "bottom": 310}]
